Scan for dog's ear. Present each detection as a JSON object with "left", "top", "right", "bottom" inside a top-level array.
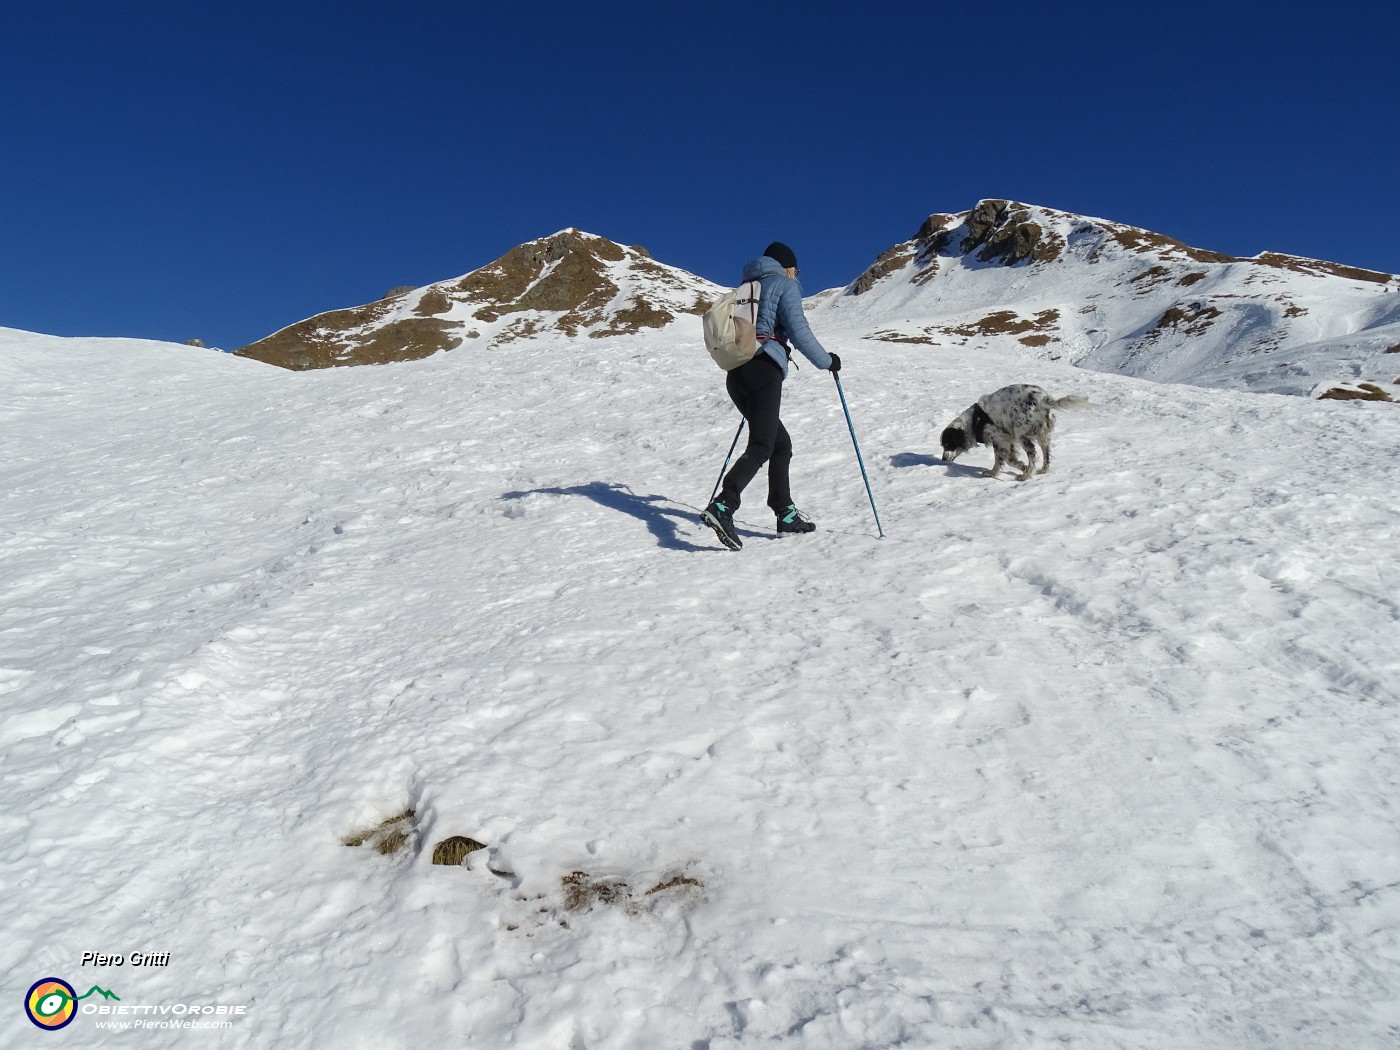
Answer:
[{"left": 971, "top": 404, "right": 992, "bottom": 445}]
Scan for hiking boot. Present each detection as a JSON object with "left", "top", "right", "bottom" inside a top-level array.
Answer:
[
  {"left": 775, "top": 504, "right": 816, "bottom": 534},
  {"left": 701, "top": 499, "right": 742, "bottom": 550}
]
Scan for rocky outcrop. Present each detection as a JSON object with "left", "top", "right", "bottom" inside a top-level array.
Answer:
[
  {"left": 961, "top": 200, "right": 1063, "bottom": 265},
  {"left": 847, "top": 202, "right": 1066, "bottom": 297},
  {"left": 849, "top": 243, "right": 917, "bottom": 296}
]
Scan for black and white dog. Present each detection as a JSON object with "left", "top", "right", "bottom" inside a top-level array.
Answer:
[{"left": 940, "top": 384, "right": 1091, "bottom": 481}]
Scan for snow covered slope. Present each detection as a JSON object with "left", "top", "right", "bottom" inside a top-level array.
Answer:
[
  {"left": 234, "top": 229, "right": 723, "bottom": 369},
  {"left": 819, "top": 200, "right": 1400, "bottom": 398},
  {"left": 3, "top": 323, "right": 1399, "bottom": 1049}
]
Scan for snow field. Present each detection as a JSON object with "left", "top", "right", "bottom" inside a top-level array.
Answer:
[{"left": 2, "top": 325, "right": 1398, "bottom": 1048}]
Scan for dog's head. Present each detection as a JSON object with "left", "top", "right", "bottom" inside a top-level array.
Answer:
[
  {"left": 939, "top": 404, "right": 989, "bottom": 461},
  {"left": 940, "top": 424, "right": 972, "bottom": 461}
]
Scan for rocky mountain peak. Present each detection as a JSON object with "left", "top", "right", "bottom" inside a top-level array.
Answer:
[
  {"left": 824, "top": 200, "right": 1399, "bottom": 399},
  {"left": 235, "top": 230, "right": 718, "bottom": 370}
]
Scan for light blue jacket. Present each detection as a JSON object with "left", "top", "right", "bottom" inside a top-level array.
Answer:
[{"left": 741, "top": 255, "right": 834, "bottom": 376}]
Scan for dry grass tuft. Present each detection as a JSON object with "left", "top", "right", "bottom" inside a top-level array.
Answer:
[
  {"left": 344, "top": 809, "right": 417, "bottom": 855},
  {"left": 1317, "top": 383, "right": 1395, "bottom": 402},
  {"left": 1253, "top": 252, "right": 1392, "bottom": 285},
  {"left": 1152, "top": 303, "right": 1222, "bottom": 336},
  {"left": 431, "top": 836, "right": 488, "bottom": 866},
  {"left": 562, "top": 871, "right": 632, "bottom": 913},
  {"left": 558, "top": 870, "right": 704, "bottom": 915},
  {"left": 946, "top": 309, "right": 1060, "bottom": 340},
  {"left": 870, "top": 329, "right": 938, "bottom": 345},
  {"left": 1107, "top": 226, "right": 1234, "bottom": 265},
  {"left": 1131, "top": 266, "right": 1172, "bottom": 285},
  {"left": 594, "top": 298, "right": 676, "bottom": 336},
  {"left": 414, "top": 289, "right": 453, "bottom": 316},
  {"left": 645, "top": 875, "right": 702, "bottom": 896}
]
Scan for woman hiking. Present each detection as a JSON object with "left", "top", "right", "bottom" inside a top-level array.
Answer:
[{"left": 701, "top": 242, "right": 841, "bottom": 551}]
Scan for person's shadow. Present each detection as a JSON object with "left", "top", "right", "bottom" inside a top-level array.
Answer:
[{"left": 500, "top": 482, "right": 719, "bottom": 552}]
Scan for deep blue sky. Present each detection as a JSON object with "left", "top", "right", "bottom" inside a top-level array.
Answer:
[{"left": 2, "top": 1, "right": 1396, "bottom": 351}]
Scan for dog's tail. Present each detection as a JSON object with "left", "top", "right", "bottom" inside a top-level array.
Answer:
[{"left": 1050, "top": 394, "right": 1093, "bottom": 410}]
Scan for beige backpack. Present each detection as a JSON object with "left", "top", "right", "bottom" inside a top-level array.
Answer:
[{"left": 701, "top": 280, "right": 762, "bottom": 370}]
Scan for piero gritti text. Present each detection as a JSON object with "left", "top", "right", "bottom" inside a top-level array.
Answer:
[{"left": 82, "top": 951, "right": 170, "bottom": 967}]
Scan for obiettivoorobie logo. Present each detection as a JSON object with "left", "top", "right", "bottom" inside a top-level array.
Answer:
[{"left": 24, "top": 978, "right": 120, "bottom": 1031}]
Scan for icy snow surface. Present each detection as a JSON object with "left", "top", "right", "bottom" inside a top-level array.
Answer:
[{"left": 2, "top": 322, "right": 1398, "bottom": 1049}]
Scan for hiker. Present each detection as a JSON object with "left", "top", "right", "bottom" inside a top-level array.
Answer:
[{"left": 701, "top": 242, "right": 841, "bottom": 550}]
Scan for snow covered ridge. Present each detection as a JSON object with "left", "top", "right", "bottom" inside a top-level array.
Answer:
[
  {"left": 234, "top": 229, "right": 724, "bottom": 369},
  {"left": 230, "top": 202, "right": 1400, "bottom": 399},
  {"left": 818, "top": 200, "right": 1400, "bottom": 398}
]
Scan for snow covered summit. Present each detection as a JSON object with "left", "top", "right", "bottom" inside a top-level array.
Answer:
[
  {"left": 235, "top": 229, "right": 723, "bottom": 370},
  {"left": 818, "top": 200, "right": 1400, "bottom": 397}
]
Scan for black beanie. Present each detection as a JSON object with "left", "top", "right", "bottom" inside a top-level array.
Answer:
[{"left": 763, "top": 241, "right": 798, "bottom": 271}]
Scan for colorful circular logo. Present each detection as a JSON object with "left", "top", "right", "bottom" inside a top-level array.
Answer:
[{"left": 25, "top": 978, "right": 77, "bottom": 1031}]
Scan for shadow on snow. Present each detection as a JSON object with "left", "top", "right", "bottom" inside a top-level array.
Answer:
[
  {"left": 500, "top": 482, "right": 723, "bottom": 553},
  {"left": 890, "top": 452, "right": 985, "bottom": 478}
]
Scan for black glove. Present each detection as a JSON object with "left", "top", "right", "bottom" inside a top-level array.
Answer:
[{"left": 828, "top": 352, "right": 842, "bottom": 374}]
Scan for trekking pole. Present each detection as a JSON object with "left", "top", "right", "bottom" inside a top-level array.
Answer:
[
  {"left": 708, "top": 419, "right": 746, "bottom": 505},
  {"left": 833, "top": 373, "right": 884, "bottom": 538}
]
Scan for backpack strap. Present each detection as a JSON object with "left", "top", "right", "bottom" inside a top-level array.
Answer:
[{"left": 756, "top": 333, "right": 795, "bottom": 368}]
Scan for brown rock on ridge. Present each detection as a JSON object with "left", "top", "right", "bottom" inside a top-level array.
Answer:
[
  {"left": 846, "top": 200, "right": 1400, "bottom": 303},
  {"left": 961, "top": 199, "right": 1064, "bottom": 266},
  {"left": 847, "top": 200, "right": 1070, "bottom": 297},
  {"left": 235, "top": 229, "right": 720, "bottom": 370},
  {"left": 848, "top": 243, "right": 918, "bottom": 297}
]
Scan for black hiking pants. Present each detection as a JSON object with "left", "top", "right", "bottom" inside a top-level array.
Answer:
[{"left": 719, "top": 353, "right": 792, "bottom": 513}]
